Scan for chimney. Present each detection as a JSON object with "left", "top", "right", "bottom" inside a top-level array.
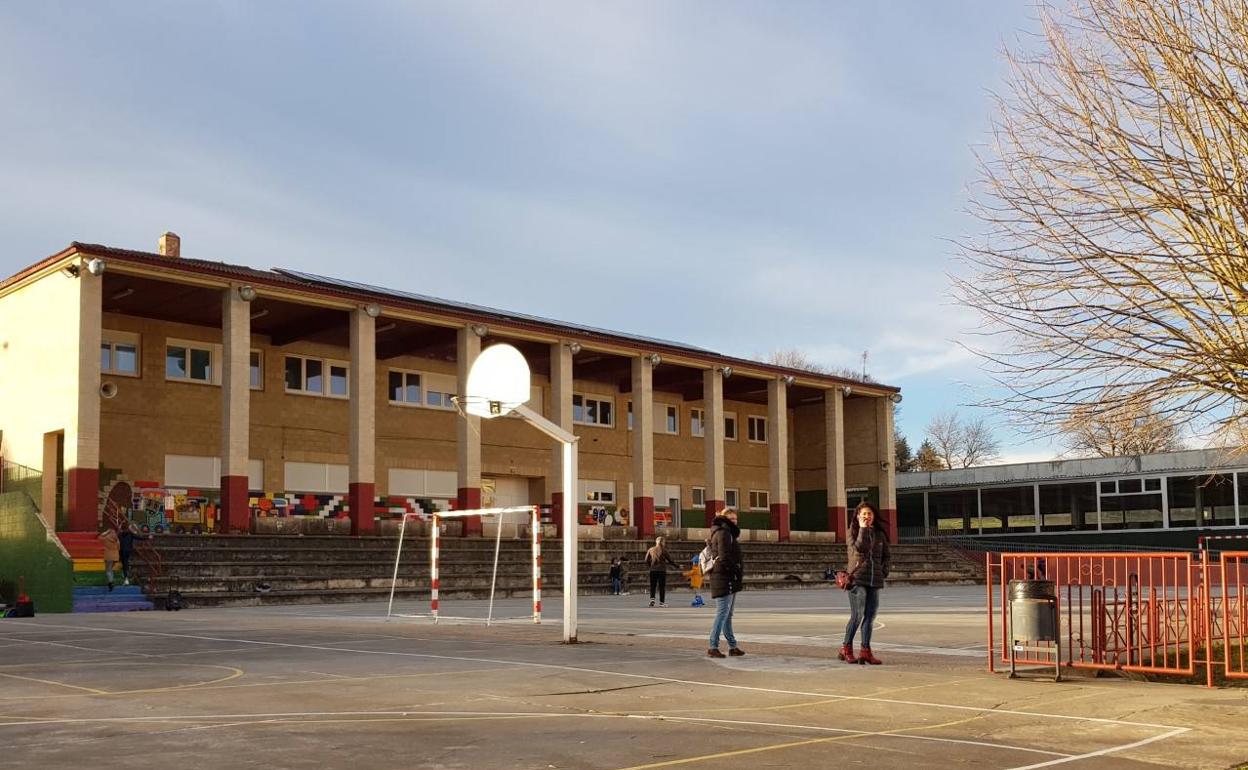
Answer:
[{"left": 158, "top": 231, "right": 181, "bottom": 258}]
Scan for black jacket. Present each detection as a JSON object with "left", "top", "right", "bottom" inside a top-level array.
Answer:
[
  {"left": 707, "top": 516, "right": 744, "bottom": 599},
  {"left": 846, "top": 522, "right": 891, "bottom": 589}
]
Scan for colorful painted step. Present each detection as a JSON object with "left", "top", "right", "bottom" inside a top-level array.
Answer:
[
  {"left": 58, "top": 532, "right": 106, "bottom": 559},
  {"left": 71, "top": 585, "right": 153, "bottom": 613}
]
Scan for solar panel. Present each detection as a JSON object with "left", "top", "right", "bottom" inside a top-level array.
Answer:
[{"left": 271, "top": 267, "right": 717, "bottom": 355}]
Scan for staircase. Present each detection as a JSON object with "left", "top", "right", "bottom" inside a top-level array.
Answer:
[
  {"left": 57, "top": 532, "right": 154, "bottom": 612},
  {"left": 135, "top": 534, "right": 984, "bottom": 609}
]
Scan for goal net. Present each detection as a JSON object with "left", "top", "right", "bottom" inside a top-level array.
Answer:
[{"left": 385, "top": 506, "right": 541, "bottom": 625}]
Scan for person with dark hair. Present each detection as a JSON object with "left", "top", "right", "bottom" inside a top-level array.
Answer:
[
  {"left": 644, "top": 535, "right": 680, "bottom": 607},
  {"left": 838, "top": 501, "right": 891, "bottom": 665},
  {"left": 706, "top": 508, "right": 745, "bottom": 658},
  {"left": 117, "top": 521, "right": 148, "bottom": 586}
]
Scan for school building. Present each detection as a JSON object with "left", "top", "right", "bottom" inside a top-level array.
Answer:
[{"left": 0, "top": 234, "right": 903, "bottom": 543}]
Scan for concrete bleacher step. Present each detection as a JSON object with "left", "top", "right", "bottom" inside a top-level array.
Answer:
[{"left": 72, "top": 585, "right": 154, "bottom": 613}]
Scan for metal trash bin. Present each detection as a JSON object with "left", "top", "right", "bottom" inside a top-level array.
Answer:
[{"left": 1008, "top": 579, "right": 1061, "bottom": 681}]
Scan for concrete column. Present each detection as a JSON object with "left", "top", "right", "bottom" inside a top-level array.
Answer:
[
  {"left": 67, "top": 266, "right": 102, "bottom": 531},
  {"left": 767, "top": 378, "right": 790, "bottom": 541},
  {"left": 457, "top": 325, "right": 483, "bottom": 535},
  {"left": 825, "top": 387, "right": 847, "bottom": 543},
  {"left": 220, "top": 286, "right": 252, "bottom": 533},
  {"left": 876, "top": 396, "right": 898, "bottom": 543},
  {"left": 348, "top": 309, "right": 376, "bottom": 535},
  {"left": 703, "top": 368, "right": 725, "bottom": 525},
  {"left": 549, "top": 342, "right": 574, "bottom": 535},
  {"left": 631, "top": 356, "right": 655, "bottom": 538}
]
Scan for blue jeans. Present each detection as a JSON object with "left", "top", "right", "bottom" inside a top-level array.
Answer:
[
  {"left": 709, "top": 592, "right": 738, "bottom": 650},
  {"left": 611, "top": 577, "right": 622, "bottom": 594},
  {"left": 843, "top": 585, "right": 880, "bottom": 647}
]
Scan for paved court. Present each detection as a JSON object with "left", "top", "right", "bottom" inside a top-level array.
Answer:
[{"left": 0, "top": 588, "right": 1245, "bottom": 769}]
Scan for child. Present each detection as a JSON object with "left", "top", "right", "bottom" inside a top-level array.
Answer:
[
  {"left": 683, "top": 555, "right": 705, "bottom": 607},
  {"left": 609, "top": 557, "right": 623, "bottom": 595}
]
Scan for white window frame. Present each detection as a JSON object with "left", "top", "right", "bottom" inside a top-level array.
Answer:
[
  {"left": 748, "top": 489, "right": 770, "bottom": 511},
  {"left": 250, "top": 349, "right": 264, "bottom": 391},
  {"left": 724, "top": 411, "right": 738, "bottom": 441},
  {"left": 655, "top": 403, "right": 679, "bottom": 435},
  {"left": 627, "top": 400, "right": 633, "bottom": 431},
  {"left": 690, "top": 408, "right": 705, "bottom": 438},
  {"left": 388, "top": 368, "right": 458, "bottom": 410},
  {"left": 692, "top": 486, "right": 706, "bottom": 508},
  {"left": 285, "top": 354, "right": 350, "bottom": 399},
  {"left": 101, "top": 331, "right": 141, "bottom": 378},
  {"left": 165, "top": 338, "right": 220, "bottom": 386},
  {"left": 573, "top": 394, "right": 615, "bottom": 428},
  {"left": 747, "top": 415, "right": 768, "bottom": 444},
  {"left": 725, "top": 488, "right": 739, "bottom": 509}
]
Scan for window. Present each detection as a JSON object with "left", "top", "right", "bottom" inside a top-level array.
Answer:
[
  {"left": 747, "top": 415, "right": 767, "bottom": 443},
  {"left": 388, "top": 369, "right": 456, "bottom": 409},
  {"left": 166, "top": 340, "right": 216, "bottom": 384},
  {"left": 573, "top": 394, "right": 614, "bottom": 427},
  {"left": 980, "top": 485, "right": 1036, "bottom": 533},
  {"left": 690, "top": 408, "right": 705, "bottom": 437},
  {"left": 579, "top": 480, "right": 616, "bottom": 503},
  {"left": 1098, "top": 476, "right": 1165, "bottom": 529},
  {"left": 692, "top": 487, "right": 705, "bottom": 508},
  {"left": 101, "top": 333, "right": 140, "bottom": 377},
  {"left": 627, "top": 401, "right": 633, "bottom": 431},
  {"left": 250, "top": 350, "right": 263, "bottom": 390},
  {"left": 724, "top": 412, "right": 738, "bottom": 441},
  {"left": 1039, "top": 482, "right": 1096, "bottom": 531},
  {"left": 1168, "top": 474, "right": 1236, "bottom": 527},
  {"left": 654, "top": 403, "right": 679, "bottom": 435},
  {"left": 725, "top": 489, "right": 739, "bottom": 509},
  {"left": 285, "top": 355, "right": 349, "bottom": 398},
  {"left": 748, "top": 490, "right": 769, "bottom": 510}
]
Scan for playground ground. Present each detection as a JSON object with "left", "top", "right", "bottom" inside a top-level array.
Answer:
[{"left": 0, "top": 585, "right": 1245, "bottom": 769}]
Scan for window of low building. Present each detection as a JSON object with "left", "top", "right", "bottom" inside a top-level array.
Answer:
[
  {"left": 1167, "top": 474, "right": 1236, "bottom": 528},
  {"left": 101, "top": 332, "right": 140, "bottom": 377},
  {"left": 1038, "top": 482, "right": 1097, "bottom": 531},
  {"left": 748, "top": 490, "right": 769, "bottom": 510}
]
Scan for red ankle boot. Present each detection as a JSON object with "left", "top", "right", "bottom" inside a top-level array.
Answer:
[
  {"left": 837, "top": 644, "right": 855, "bottom": 663},
  {"left": 858, "top": 647, "right": 882, "bottom": 665}
]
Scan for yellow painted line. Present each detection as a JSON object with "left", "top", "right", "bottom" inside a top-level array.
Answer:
[
  {"left": 615, "top": 735, "right": 855, "bottom": 770},
  {"left": 0, "top": 671, "right": 107, "bottom": 695},
  {"left": 73, "top": 560, "right": 105, "bottom": 572}
]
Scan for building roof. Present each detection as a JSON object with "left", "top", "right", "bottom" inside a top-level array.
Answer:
[
  {"left": 898, "top": 447, "right": 1247, "bottom": 490},
  {"left": 2, "top": 241, "right": 899, "bottom": 394}
]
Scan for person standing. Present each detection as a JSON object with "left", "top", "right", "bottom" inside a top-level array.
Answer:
[
  {"left": 706, "top": 508, "right": 745, "bottom": 658},
  {"left": 839, "top": 501, "right": 891, "bottom": 665},
  {"left": 97, "top": 526, "right": 121, "bottom": 592},
  {"left": 117, "top": 521, "right": 148, "bottom": 586},
  {"left": 609, "top": 557, "right": 623, "bottom": 595},
  {"left": 644, "top": 536, "right": 680, "bottom": 607}
]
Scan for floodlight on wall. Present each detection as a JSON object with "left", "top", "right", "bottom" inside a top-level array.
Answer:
[
  {"left": 238, "top": 285, "right": 257, "bottom": 302},
  {"left": 647, "top": 352, "right": 661, "bottom": 366},
  {"left": 783, "top": 375, "right": 796, "bottom": 387},
  {"left": 880, "top": 460, "right": 890, "bottom": 471},
  {"left": 721, "top": 366, "right": 733, "bottom": 379},
  {"left": 841, "top": 385, "right": 853, "bottom": 397},
  {"left": 471, "top": 323, "right": 490, "bottom": 337},
  {"left": 364, "top": 303, "right": 381, "bottom": 318},
  {"left": 890, "top": 392, "right": 903, "bottom": 404},
  {"left": 63, "top": 264, "right": 80, "bottom": 277},
  {"left": 566, "top": 341, "right": 582, "bottom": 355},
  {"left": 86, "top": 258, "right": 106, "bottom": 276}
]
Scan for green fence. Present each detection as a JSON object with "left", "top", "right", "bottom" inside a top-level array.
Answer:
[
  {"left": 0, "top": 491, "right": 73, "bottom": 613},
  {"left": 0, "top": 461, "right": 42, "bottom": 508}
]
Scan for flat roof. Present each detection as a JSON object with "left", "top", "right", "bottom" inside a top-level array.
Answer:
[{"left": 899, "top": 447, "right": 1247, "bottom": 490}]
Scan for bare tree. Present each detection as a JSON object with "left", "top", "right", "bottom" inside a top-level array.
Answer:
[
  {"left": 1062, "top": 403, "right": 1184, "bottom": 458},
  {"left": 925, "top": 410, "right": 1001, "bottom": 469},
  {"left": 955, "top": 0, "right": 1248, "bottom": 440},
  {"left": 765, "top": 348, "right": 874, "bottom": 382}
]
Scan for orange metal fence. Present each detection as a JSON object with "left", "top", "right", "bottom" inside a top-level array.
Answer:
[{"left": 986, "top": 549, "right": 1248, "bottom": 686}]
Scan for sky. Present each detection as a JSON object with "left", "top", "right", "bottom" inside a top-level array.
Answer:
[{"left": 0, "top": 1, "right": 1056, "bottom": 462}]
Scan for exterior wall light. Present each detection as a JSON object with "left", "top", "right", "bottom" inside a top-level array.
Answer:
[
  {"left": 721, "top": 366, "right": 733, "bottom": 378},
  {"left": 238, "top": 285, "right": 257, "bottom": 302},
  {"left": 86, "top": 258, "right": 106, "bottom": 276},
  {"left": 471, "top": 323, "right": 489, "bottom": 337},
  {"left": 841, "top": 385, "right": 853, "bottom": 397},
  {"left": 890, "top": 392, "right": 903, "bottom": 404},
  {"left": 783, "top": 375, "right": 796, "bottom": 387},
  {"left": 364, "top": 303, "right": 381, "bottom": 318},
  {"left": 648, "top": 353, "right": 662, "bottom": 366},
  {"left": 566, "top": 341, "right": 582, "bottom": 355}
]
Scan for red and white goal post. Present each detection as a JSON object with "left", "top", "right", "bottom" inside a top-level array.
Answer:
[{"left": 385, "top": 506, "right": 542, "bottom": 625}]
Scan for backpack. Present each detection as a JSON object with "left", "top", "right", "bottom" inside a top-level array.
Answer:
[{"left": 698, "top": 544, "right": 716, "bottom": 575}]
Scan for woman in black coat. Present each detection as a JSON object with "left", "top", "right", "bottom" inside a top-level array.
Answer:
[
  {"left": 706, "top": 509, "right": 745, "bottom": 658},
  {"left": 839, "top": 501, "right": 891, "bottom": 665}
]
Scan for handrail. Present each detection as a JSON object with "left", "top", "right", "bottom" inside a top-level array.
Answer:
[{"left": 101, "top": 492, "right": 164, "bottom": 596}]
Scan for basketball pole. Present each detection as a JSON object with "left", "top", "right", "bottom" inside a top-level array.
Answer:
[{"left": 512, "top": 404, "right": 579, "bottom": 643}]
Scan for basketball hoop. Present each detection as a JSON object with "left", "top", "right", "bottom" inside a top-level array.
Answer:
[{"left": 454, "top": 343, "right": 531, "bottom": 419}]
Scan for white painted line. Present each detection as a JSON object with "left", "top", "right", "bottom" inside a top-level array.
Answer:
[
  {"left": 1004, "top": 727, "right": 1191, "bottom": 770},
  {"left": 9, "top": 621, "right": 1189, "bottom": 733}
]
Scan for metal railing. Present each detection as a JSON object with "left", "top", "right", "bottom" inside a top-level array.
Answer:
[
  {"left": 100, "top": 483, "right": 164, "bottom": 597},
  {"left": 0, "top": 460, "right": 42, "bottom": 505}
]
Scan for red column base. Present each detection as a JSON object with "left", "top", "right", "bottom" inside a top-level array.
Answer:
[
  {"left": 221, "top": 475, "right": 251, "bottom": 534},
  {"left": 634, "top": 496, "right": 655, "bottom": 539},
  {"left": 829, "top": 505, "right": 847, "bottom": 543},
  {"left": 551, "top": 491, "right": 564, "bottom": 537},
  {"left": 704, "top": 499, "right": 725, "bottom": 527},
  {"left": 67, "top": 467, "right": 100, "bottom": 532},
  {"left": 349, "top": 482, "right": 376, "bottom": 535},
  {"left": 769, "top": 503, "right": 790, "bottom": 542},
  {"left": 458, "top": 487, "right": 483, "bottom": 536},
  {"left": 880, "top": 507, "right": 898, "bottom": 544}
]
